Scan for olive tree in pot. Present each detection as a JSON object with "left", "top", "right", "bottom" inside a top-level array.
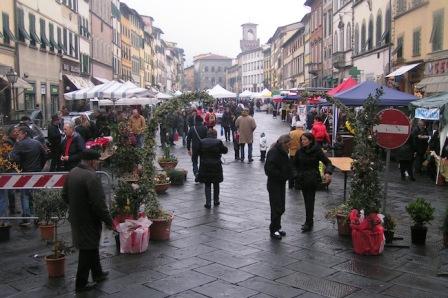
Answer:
[
  {"left": 33, "top": 189, "right": 68, "bottom": 277},
  {"left": 34, "top": 189, "right": 68, "bottom": 241},
  {"left": 406, "top": 198, "right": 435, "bottom": 245}
]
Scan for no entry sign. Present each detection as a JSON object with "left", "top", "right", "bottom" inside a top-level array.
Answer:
[{"left": 374, "top": 108, "right": 411, "bottom": 149}]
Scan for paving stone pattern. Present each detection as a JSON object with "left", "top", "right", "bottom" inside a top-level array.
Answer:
[{"left": 1, "top": 112, "right": 448, "bottom": 297}]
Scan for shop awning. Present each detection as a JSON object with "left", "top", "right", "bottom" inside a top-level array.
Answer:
[
  {"left": 415, "top": 75, "right": 448, "bottom": 93},
  {"left": 0, "top": 76, "right": 32, "bottom": 89},
  {"left": 64, "top": 74, "right": 94, "bottom": 90},
  {"left": 386, "top": 63, "right": 420, "bottom": 77},
  {"left": 92, "top": 77, "right": 109, "bottom": 85}
]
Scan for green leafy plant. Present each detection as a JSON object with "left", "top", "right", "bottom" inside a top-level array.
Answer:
[
  {"left": 158, "top": 145, "right": 178, "bottom": 163},
  {"left": 383, "top": 214, "right": 396, "bottom": 231},
  {"left": 406, "top": 198, "right": 435, "bottom": 227},
  {"left": 33, "top": 189, "right": 67, "bottom": 225},
  {"left": 325, "top": 202, "right": 353, "bottom": 222},
  {"left": 111, "top": 181, "right": 145, "bottom": 220},
  {"left": 110, "top": 121, "right": 141, "bottom": 176},
  {"left": 166, "top": 169, "right": 186, "bottom": 185}
]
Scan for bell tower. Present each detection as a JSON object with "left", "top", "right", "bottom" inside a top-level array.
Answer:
[{"left": 240, "top": 23, "right": 260, "bottom": 52}]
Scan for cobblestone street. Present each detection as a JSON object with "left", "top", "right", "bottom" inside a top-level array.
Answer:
[{"left": 1, "top": 111, "right": 448, "bottom": 298}]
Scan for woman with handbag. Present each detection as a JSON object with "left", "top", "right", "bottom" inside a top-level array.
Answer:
[{"left": 294, "top": 133, "right": 333, "bottom": 232}]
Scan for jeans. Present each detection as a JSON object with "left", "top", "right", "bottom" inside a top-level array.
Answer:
[
  {"left": 179, "top": 130, "right": 186, "bottom": 146},
  {"left": 205, "top": 182, "right": 220, "bottom": 206},
  {"left": 240, "top": 143, "right": 253, "bottom": 161},
  {"left": 260, "top": 150, "right": 266, "bottom": 162},
  {"left": 76, "top": 249, "right": 103, "bottom": 288},
  {"left": 302, "top": 187, "right": 316, "bottom": 224},
  {"left": 20, "top": 189, "right": 32, "bottom": 217},
  {"left": 192, "top": 150, "right": 199, "bottom": 177},
  {"left": 136, "top": 134, "right": 144, "bottom": 148},
  {"left": 223, "top": 126, "right": 231, "bottom": 142}
]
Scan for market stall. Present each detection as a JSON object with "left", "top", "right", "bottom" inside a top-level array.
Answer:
[{"left": 207, "top": 84, "right": 237, "bottom": 99}]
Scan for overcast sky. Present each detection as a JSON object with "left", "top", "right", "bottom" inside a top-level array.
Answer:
[{"left": 122, "top": 0, "right": 309, "bottom": 66}]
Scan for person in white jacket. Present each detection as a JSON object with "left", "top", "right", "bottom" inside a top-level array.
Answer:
[{"left": 260, "top": 132, "right": 268, "bottom": 162}]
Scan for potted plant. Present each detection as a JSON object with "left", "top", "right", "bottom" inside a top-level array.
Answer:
[
  {"left": 442, "top": 207, "right": 448, "bottom": 248},
  {"left": 33, "top": 189, "right": 68, "bottom": 241},
  {"left": 383, "top": 214, "right": 396, "bottom": 244},
  {"left": 166, "top": 168, "right": 186, "bottom": 186},
  {"left": 157, "top": 145, "right": 178, "bottom": 170},
  {"left": 406, "top": 197, "right": 435, "bottom": 245},
  {"left": 154, "top": 173, "right": 171, "bottom": 194},
  {"left": 34, "top": 190, "right": 68, "bottom": 278},
  {"left": 325, "top": 203, "right": 352, "bottom": 236}
]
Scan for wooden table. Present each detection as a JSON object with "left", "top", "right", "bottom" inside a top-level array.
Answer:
[{"left": 329, "top": 157, "right": 353, "bottom": 201}]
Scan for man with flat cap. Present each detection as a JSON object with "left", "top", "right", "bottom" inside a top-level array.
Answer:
[{"left": 62, "top": 149, "right": 113, "bottom": 292}]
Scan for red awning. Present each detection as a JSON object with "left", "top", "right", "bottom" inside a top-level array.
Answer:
[{"left": 327, "top": 77, "right": 358, "bottom": 96}]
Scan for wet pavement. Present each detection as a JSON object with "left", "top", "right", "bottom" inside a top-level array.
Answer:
[{"left": 1, "top": 111, "right": 448, "bottom": 297}]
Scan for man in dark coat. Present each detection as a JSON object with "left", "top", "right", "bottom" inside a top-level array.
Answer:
[
  {"left": 48, "top": 115, "right": 62, "bottom": 171},
  {"left": 62, "top": 149, "right": 112, "bottom": 292},
  {"left": 187, "top": 116, "right": 208, "bottom": 181},
  {"left": 221, "top": 107, "right": 232, "bottom": 142},
  {"left": 9, "top": 126, "right": 47, "bottom": 226},
  {"left": 60, "top": 122, "right": 85, "bottom": 171},
  {"left": 394, "top": 138, "right": 415, "bottom": 181},
  {"left": 411, "top": 119, "right": 429, "bottom": 174},
  {"left": 197, "top": 129, "right": 228, "bottom": 208},
  {"left": 264, "top": 134, "right": 293, "bottom": 240}
]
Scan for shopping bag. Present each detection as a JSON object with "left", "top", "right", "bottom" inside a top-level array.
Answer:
[{"left": 116, "top": 217, "right": 152, "bottom": 254}]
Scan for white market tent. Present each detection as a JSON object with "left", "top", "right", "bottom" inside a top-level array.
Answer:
[
  {"left": 64, "top": 81, "right": 155, "bottom": 100},
  {"left": 208, "top": 84, "right": 237, "bottom": 98},
  {"left": 97, "top": 97, "right": 160, "bottom": 106},
  {"left": 239, "top": 90, "right": 253, "bottom": 98},
  {"left": 254, "top": 88, "right": 272, "bottom": 98},
  {"left": 156, "top": 92, "right": 173, "bottom": 99},
  {"left": 174, "top": 90, "right": 182, "bottom": 96}
]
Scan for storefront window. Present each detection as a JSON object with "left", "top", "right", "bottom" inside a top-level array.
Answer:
[
  {"left": 50, "top": 85, "right": 59, "bottom": 116},
  {"left": 24, "top": 83, "right": 35, "bottom": 111}
]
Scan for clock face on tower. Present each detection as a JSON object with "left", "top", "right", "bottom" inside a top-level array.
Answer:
[{"left": 247, "top": 29, "right": 255, "bottom": 41}]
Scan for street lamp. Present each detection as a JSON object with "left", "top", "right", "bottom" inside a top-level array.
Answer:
[{"left": 5, "top": 68, "right": 18, "bottom": 111}]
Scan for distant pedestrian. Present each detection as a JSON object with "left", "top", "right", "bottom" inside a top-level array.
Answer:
[
  {"left": 128, "top": 109, "right": 146, "bottom": 148},
  {"left": 197, "top": 129, "right": 228, "bottom": 208},
  {"left": 187, "top": 116, "right": 208, "bottom": 182},
  {"left": 311, "top": 116, "right": 330, "bottom": 147},
  {"left": 62, "top": 150, "right": 112, "bottom": 292},
  {"left": 204, "top": 108, "right": 217, "bottom": 129},
  {"left": 265, "top": 134, "right": 293, "bottom": 240},
  {"left": 411, "top": 119, "right": 429, "bottom": 174},
  {"left": 60, "top": 122, "right": 85, "bottom": 171},
  {"left": 294, "top": 133, "right": 333, "bottom": 232},
  {"left": 221, "top": 107, "right": 232, "bottom": 142},
  {"left": 48, "top": 115, "right": 63, "bottom": 172},
  {"left": 395, "top": 138, "right": 415, "bottom": 181},
  {"left": 235, "top": 108, "right": 257, "bottom": 163},
  {"left": 259, "top": 132, "right": 267, "bottom": 162}
]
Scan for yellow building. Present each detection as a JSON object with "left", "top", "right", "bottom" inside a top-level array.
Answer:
[
  {"left": 0, "top": 0, "right": 16, "bottom": 119},
  {"left": 120, "top": 3, "right": 133, "bottom": 82},
  {"left": 392, "top": 0, "right": 448, "bottom": 94}
]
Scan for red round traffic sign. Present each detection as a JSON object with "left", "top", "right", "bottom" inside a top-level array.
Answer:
[{"left": 374, "top": 109, "right": 411, "bottom": 149}]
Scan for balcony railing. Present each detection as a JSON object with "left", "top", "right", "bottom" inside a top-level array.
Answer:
[
  {"left": 333, "top": 51, "right": 352, "bottom": 69},
  {"left": 308, "top": 62, "right": 322, "bottom": 74}
]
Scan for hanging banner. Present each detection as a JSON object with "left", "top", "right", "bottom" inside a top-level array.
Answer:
[
  {"left": 415, "top": 108, "right": 440, "bottom": 120},
  {"left": 297, "top": 104, "right": 307, "bottom": 124}
]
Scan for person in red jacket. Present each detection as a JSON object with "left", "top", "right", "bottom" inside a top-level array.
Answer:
[
  {"left": 204, "top": 108, "right": 217, "bottom": 128},
  {"left": 311, "top": 116, "right": 330, "bottom": 147}
]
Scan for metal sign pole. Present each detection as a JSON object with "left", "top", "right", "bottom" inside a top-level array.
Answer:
[{"left": 383, "top": 148, "right": 391, "bottom": 214}]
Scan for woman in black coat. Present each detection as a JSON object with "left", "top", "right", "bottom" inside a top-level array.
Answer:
[
  {"left": 394, "top": 138, "right": 415, "bottom": 181},
  {"left": 294, "top": 132, "right": 333, "bottom": 232},
  {"left": 264, "top": 134, "right": 293, "bottom": 240},
  {"left": 197, "top": 129, "right": 228, "bottom": 208}
]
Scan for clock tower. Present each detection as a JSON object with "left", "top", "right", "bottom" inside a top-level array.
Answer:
[{"left": 240, "top": 23, "right": 260, "bottom": 52}]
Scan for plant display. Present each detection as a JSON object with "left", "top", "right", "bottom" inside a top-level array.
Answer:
[
  {"left": 406, "top": 198, "right": 435, "bottom": 227},
  {"left": 383, "top": 214, "right": 396, "bottom": 231},
  {"left": 154, "top": 173, "right": 170, "bottom": 185},
  {"left": 329, "top": 89, "right": 383, "bottom": 214},
  {"left": 111, "top": 181, "right": 145, "bottom": 220},
  {"left": 166, "top": 169, "right": 186, "bottom": 185},
  {"left": 110, "top": 121, "right": 141, "bottom": 176},
  {"left": 141, "top": 91, "right": 214, "bottom": 219},
  {"left": 325, "top": 202, "right": 353, "bottom": 221},
  {"left": 33, "top": 189, "right": 67, "bottom": 225},
  {"left": 158, "top": 145, "right": 178, "bottom": 162},
  {"left": 0, "top": 137, "right": 21, "bottom": 173}
]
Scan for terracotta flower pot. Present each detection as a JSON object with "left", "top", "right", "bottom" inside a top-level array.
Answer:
[
  {"left": 158, "top": 160, "right": 178, "bottom": 170},
  {"left": 155, "top": 183, "right": 170, "bottom": 194},
  {"left": 45, "top": 254, "right": 65, "bottom": 278},
  {"left": 39, "top": 224, "right": 55, "bottom": 241},
  {"left": 0, "top": 225, "right": 11, "bottom": 242},
  {"left": 149, "top": 214, "right": 174, "bottom": 241},
  {"left": 336, "top": 214, "right": 351, "bottom": 236}
]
